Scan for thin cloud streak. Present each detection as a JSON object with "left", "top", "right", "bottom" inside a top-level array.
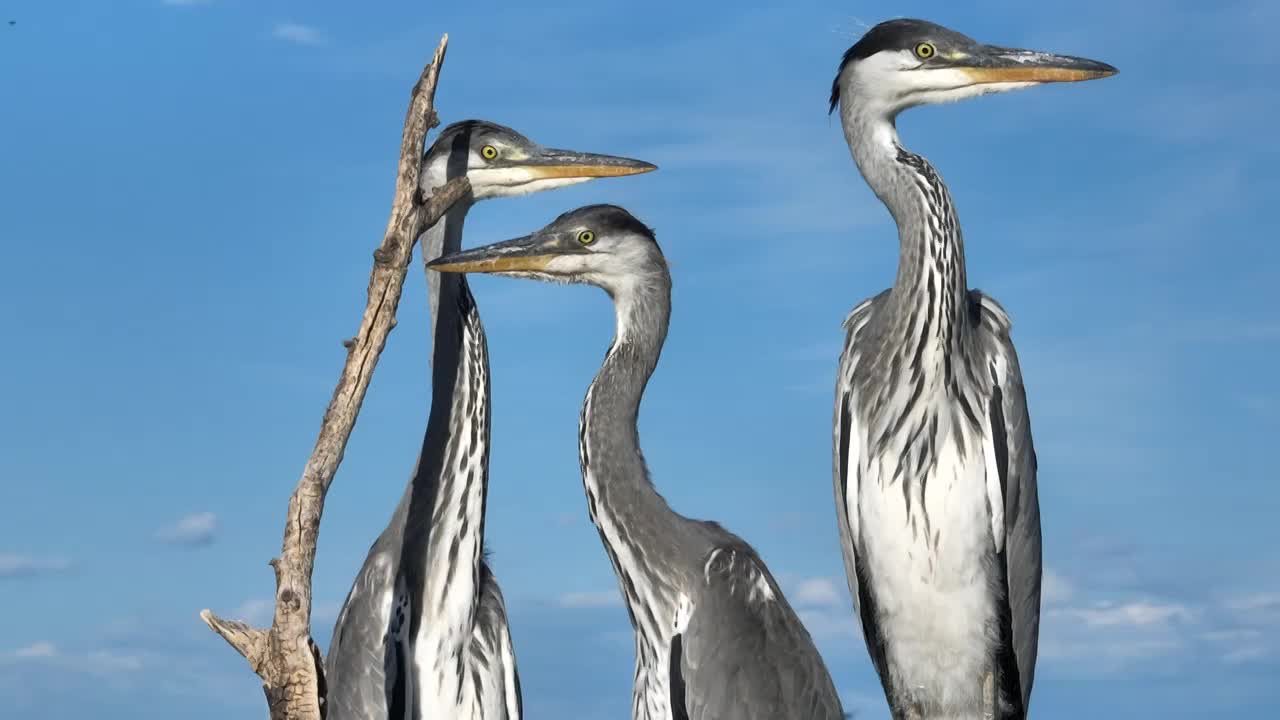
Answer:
[
  {"left": 1040, "top": 567, "right": 1280, "bottom": 669},
  {"left": 1058, "top": 601, "right": 1197, "bottom": 628},
  {"left": 234, "top": 598, "right": 275, "bottom": 626},
  {"left": 14, "top": 642, "right": 56, "bottom": 659},
  {"left": 155, "top": 512, "right": 217, "bottom": 547},
  {"left": 273, "top": 23, "right": 325, "bottom": 46},
  {"left": 0, "top": 553, "right": 72, "bottom": 579},
  {"left": 792, "top": 577, "right": 844, "bottom": 608},
  {"left": 1, "top": 642, "right": 144, "bottom": 674}
]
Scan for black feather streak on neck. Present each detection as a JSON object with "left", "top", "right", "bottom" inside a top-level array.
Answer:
[
  {"left": 400, "top": 202, "right": 490, "bottom": 641},
  {"left": 888, "top": 144, "right": 970, "bottom": 351}
]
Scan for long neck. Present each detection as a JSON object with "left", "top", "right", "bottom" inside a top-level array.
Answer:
[
  {"left": 398, "top": 199, "right": 494, "bottom": 699},
  {"left": 579, "top": 272, "right": 685, "bottom": 651},
  {"left": 841, "top": 102, "right": 970, "bottom": 340},
  {"left": 424, "top": 202, "right": 471, "bottom": 355}
]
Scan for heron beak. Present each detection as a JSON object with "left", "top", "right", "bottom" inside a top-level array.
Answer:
[
  {"left": 427, "top": 233, "right": 562, "bottom": 275},
  {"left": 955, "top": 46, "right": 1117, "bottom": 84},
  {"left": 518, "top": 149, "right": 657, "bottom": 180}
]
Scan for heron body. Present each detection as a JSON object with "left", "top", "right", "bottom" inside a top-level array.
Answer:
[
  {"left": 325, "top": 122, "right": 654, "bottom": 720},
  {"left": 429, "top": 205, "right": 845, "bottom": 720},
  {"left": 828, "top": 20, "right": 1115, "bottom": 719}
]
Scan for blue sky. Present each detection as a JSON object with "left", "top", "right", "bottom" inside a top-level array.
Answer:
[{"left": 1, "top": 0, "right": 1278, "bottom": 717}]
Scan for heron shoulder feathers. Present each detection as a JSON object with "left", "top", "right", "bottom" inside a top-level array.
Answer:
[
  {"left": 969, "top": 290, "right": 1015, "bottom": 338},
  {"left": 672, "top": 543, "right": 843, "bottom": 719},
  {"left": 842, "top": 289, "right": 891, "bottom": 334}
]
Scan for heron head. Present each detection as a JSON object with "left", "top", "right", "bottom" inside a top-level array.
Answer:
[
  {"left": 427, "top": 204, "right": 664, "bottom": 294},
  {"left": 421, "top": 121, "right": 656, "bottom": 201},
  {"left": 829, "top": 19, "right": 1116, "bottom": 116}
]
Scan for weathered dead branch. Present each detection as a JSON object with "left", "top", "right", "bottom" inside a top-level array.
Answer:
[{"left": 199, "top": 33, "right": 470, "bottom": 720}]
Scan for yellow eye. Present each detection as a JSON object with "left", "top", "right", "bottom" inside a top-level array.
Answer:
[
  {"left": 480, "top": 145, "right": 498, "bottom": 160},
  {"left": 576, "top": 230, "right": 595, "bottom": 245},
  {"left": 914, "top": 42, "right": 936, "bottom": 59}
]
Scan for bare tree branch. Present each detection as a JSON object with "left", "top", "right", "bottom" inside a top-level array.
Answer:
[
  {"left": 200, "top": 609, "right": 269, "bottom": 667},
  {"left": 200, "top": 33, "right": 470, "bottom": 720}
]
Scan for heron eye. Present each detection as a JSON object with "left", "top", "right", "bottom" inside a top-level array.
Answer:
[
  {"left": 914, "top": 42, "right": 936, "bottom": 59},
  {"left": 480, "top": 145, "right": 499, "bottom": 160},
  {"left": 577, "top": 230, "right": 596, "bottom": 245}
]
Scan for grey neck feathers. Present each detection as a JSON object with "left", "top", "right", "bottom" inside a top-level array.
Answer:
[
  {"left": 583, "top": 271, "right": 673, "bottom": 516},
  {"left": 841, "top": 102, "right": 970, "bottom": 339},
  {"left": 580, "top": 268, "right": 684, "bottom": 639}
]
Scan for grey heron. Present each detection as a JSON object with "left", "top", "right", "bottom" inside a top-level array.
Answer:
[
  {"left": 827, "top": 19, "right": 1115, "bottom": 719},
  {"left": 428, "top": 204, "right": 846, "bottom": 720},
  {"left": 324, "top": 122, "right": 655, "bottom": 720}
]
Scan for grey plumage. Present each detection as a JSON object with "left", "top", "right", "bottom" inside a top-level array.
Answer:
[
  {"left": 677, "top": 543, "right": 844, "bottom": 720},
  {"left": 325, "top": 123, "right": 654, "bottom": 720},
  {"left": 327, "top": 508, "right": 403, "bottom": 719},
  {"left": 428, "top": 204, "right": 844, "bottom": 720},
  {"left": 828, "top": 19, "right": 1113, "bottom": 719}
]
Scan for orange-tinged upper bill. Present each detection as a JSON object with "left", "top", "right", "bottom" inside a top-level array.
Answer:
[
  {"left": 954, "top": 48, "right": 1117, "bottom": 85},
  {"left": 960, "top": 65, "right": 1116, "bottom": 84},
  {"left": 525, "top": 163, "right": 656, "bottom": 180},
  {"left": 428, "top": 253, "right": 555, "bottom": 275}
]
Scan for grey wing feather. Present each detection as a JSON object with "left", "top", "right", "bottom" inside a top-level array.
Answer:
[
  {"left": 469, "top": 561, "right": 523, "bottom": 720},
  {"left": 833, "top": 291, "right": 889, "bottom": 594},
  {"left": 676, "top": 543, "right": 844, "bottom": 720},
  {"left": 325, "top": 540, "right": 399, "bottom": 720},
  {"left": 833, "top": 291, "right": 896, "bottom": 700},
  {"left": 833, "top": 291, "right": 887, "bottom": 599},
  {"left": 972, "top": 291, "right": 1041, "bottom": 712}
]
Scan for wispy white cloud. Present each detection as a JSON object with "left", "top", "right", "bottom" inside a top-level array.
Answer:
[
  {"left": 1209, "top": 591, "right": 1280, "bottom": 663},
  {"left": 1042, "top": 568, "right": 1074, "bottom": 605},
  {"left": 1224, "top": 592, "right": 1280, "bottom": 624},
  {"left": 1058, "top": 600, "right": 1198, "bottom": 629},
  {"left": 78, "top": 617, "right": 272, "bottom": 700},
  {"left": 792, "top": 577, "right": 844, "bottom": 608},
  {"left": 1041, "top": 567, "right": 1280, "bottom": 669},
  {"left": 83, "top": 650, "right": 145, "bottom": 674},
  {"left": 0, "top": 553, "right": 72, "bottom": 579},
  {"left": 558, "top": 590, "right": 622, "bottom": 609},
  {"left": 1202, "top": 628, "right": 1270, "bottom": 665},
  {"left": 234, "top": 598, "right": 274, "bottom": 626},
  {"left": 2, "top": 642, "right": 143, "bottom": 674},
  {"left": 797, "top": 606, "right": 860, "bottom": 643},
  {"left": 1041, "top": 599, "right": 1194, "bottom": 666},
  {"left": 1039, "top": 568, "right": 1195, "bottom": 667},
  {"left": 780, "top": 575, "right": 860, "bottom": 649},
  {"left": 13, "top": 642, "right": 56, "bottom": 659},
  {"left": 273, "top": 22, "right": 325, "bottom": 46},
  {"left": 155, "top": 512, "right": 217, "bottom": 547}
]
